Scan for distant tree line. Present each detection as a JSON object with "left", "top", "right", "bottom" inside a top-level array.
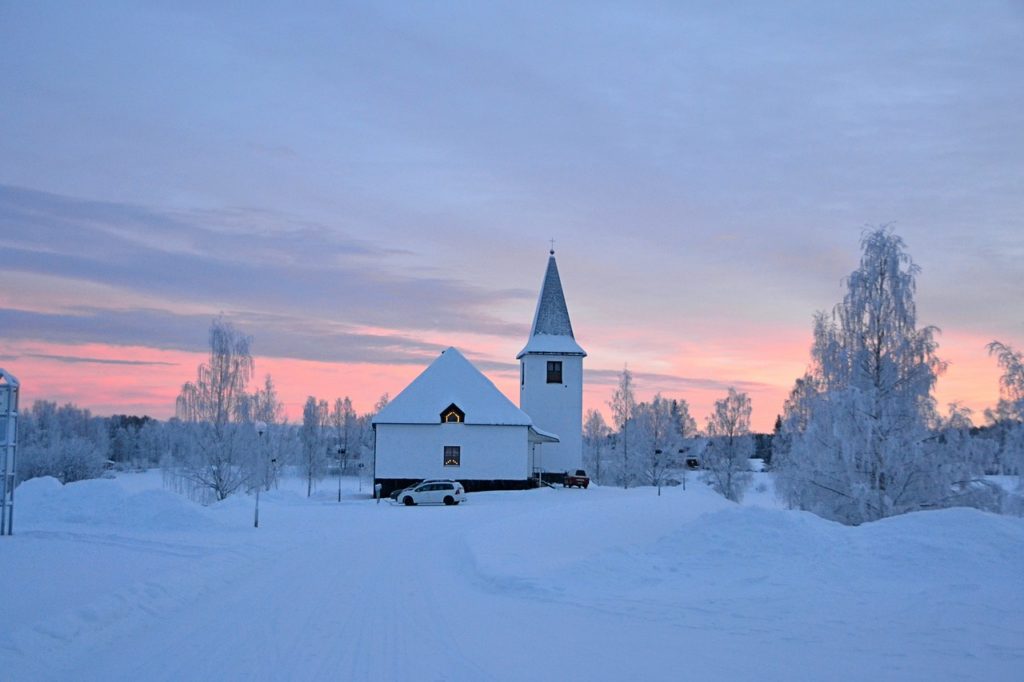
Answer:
[
  {"left": 16, "top": 318, "right": 385, "bottom": 504},
  {"left": 582, "top": 373, "right": 756, "bottom": 502}
]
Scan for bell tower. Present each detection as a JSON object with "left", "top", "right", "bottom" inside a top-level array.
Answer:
[{"left": 518, "top": 248, "right": 586, "bottom": 475}]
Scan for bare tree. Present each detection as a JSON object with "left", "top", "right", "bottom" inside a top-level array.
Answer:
[
  {"left": 988, "top": 341, "right": 1024, "bottom": 486},
  {"left": 634, "top": 394, "right": 682, "bottom": 495},
  {"left": 583, "top": 409, "right": 610, "bottom": 485},
  {"left": 988, "top": 342, "right": 1024, "bottom": 409},
  {"left": 331, "top": 396, "right": 357, "bottom": 501},
  {"left": 702, "top": 388, "right": 753, "bottom": 502},
  {"left": 608, "top": 366, "right": 636, "bottom": 489},
  {"left": 244, "top": 375, "right": 284, "bottom": 491},
  {"left": 171, "top": 317, "right": 255, "bottom": 502},
  {"left": 671, "top": 399, "right": 698, "bottom": 490},
  {"left": 331, "top": 397, "right": 356, "bottom": 461},
  {"left": 300, "top": 396, "right": 329, "bottom": 497},
  {"left": 176, "top": 317, "right": 254, "bottom": 428},
  {"left": 243, "top": 375, "right": 285, "bottom": 425}
]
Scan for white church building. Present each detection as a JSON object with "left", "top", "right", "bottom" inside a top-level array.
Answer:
[{"left": 372, "top": 250, "right": 586, "bottom": 495}]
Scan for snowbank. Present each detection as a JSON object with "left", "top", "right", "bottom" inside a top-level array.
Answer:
[{"left": 16, "top": 476, "right": 216, "bottom": 531}]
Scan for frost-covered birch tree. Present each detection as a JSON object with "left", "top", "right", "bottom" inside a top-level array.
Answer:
[
  {"left": 300, "top": 396, "right": 329, "bottom": 497},
  {"left": 244, "top": 375, "right": 284, "bottom": 491},
  {"left": 243, "top": 375, "right": 285, "bottom": 426},
  {"left": 671, "top": 399, "right": 698, "bottom": 490},
  {"left": 702, "top": 388, "right": 753, "bottom": 502},
  {"left": 608, "top": 366, "right": 636, "bottom": 489},
  {"left": 582, "top": 409, "right": 610, "bottom": 485},
  {"left": 331, "top": 397, "right": 356, "bottom": 465},
  {"left": 633, "top": 394, "right": 684, "bottom": 495},
  {"left": 172, "top": 317, "right": 256, "bottom": 502},
  {"left": 330, "top": 396, "right": 357, "bottom": 501},
  {"left": 774, "top": 228, "right": 972, "bottom": 524},
  {"left": 988, "top": 341, "right": 1024, "bottom": 485}
]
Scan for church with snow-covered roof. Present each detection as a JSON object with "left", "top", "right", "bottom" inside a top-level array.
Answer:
[{"left": 372, "top": 250, "right": 586, "bottom": 496}]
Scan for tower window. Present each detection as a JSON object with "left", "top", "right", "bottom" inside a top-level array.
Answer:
[
  {"left": 547, "top": 361, "right": 562, "bottom": 384},
  {"left": 444, "top": 446, "right": 461, "bottom": 467},
  {"left": 520, "top": 363, "right": 524, "bottom": 386},
  {"left": 440, "top": 403, "right": 465, "bottom": 423}
]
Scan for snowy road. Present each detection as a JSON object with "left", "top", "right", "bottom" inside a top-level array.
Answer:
[{"left": 2, "top": 475, "right": 1023, "bottom": 681}]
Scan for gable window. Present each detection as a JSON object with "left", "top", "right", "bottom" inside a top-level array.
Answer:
[
  {"left": 440, "top": 403, "right": 465, "bottom": 423},
  {"left": 547, "top": 360, "right": 562, "bottom": 384},
  {"left": 443, "top": 446, "right": 461, "bottom": 467}
]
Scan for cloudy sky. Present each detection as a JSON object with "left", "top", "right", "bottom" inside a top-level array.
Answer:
[{"left": 2, "top": 1, "right": 1022, "bottom": 430}]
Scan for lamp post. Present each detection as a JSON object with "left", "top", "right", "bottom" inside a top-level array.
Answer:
[
  {"left": 655, "top": 449, "right": 663, "bottom": 496},
  {"left": 254, "top": 421, "right": 266, "bottom": 528},
  {"left": 678, "top": 448, "right": 687, "bottom": 490},
  {"left": 337, "top": 445, "right": 346, "bottom": 503}
]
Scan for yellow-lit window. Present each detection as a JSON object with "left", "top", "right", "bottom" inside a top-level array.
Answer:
[{"left": 440, "top": 403, "right": 465, "bottom": 423}]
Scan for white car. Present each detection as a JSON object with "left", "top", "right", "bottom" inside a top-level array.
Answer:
[{"left": 397, "top": 480, "right": 466, "bottom": 506}]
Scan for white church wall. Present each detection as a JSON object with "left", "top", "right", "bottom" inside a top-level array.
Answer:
[
  {"left": 520, "top": 354, "right": 583, "bottom": 474},
  {"left": 375, "top": 423, "right": 530, "bottom": 481}
]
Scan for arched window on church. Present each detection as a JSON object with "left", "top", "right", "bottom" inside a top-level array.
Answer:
[{"left": 440, "top": 403, "right": 465, "bottom": 424}]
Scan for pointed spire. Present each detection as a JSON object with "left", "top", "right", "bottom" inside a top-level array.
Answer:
[
  {"left": 517, "top": 251, "right": 586, "bottom": 358},
  {"left": 530, "top": 253, "right": 575, "bottom": 338}
]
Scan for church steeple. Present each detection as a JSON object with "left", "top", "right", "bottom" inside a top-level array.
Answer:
[
  {"left": 517, "top": 249, "right": 586, "bottom": 475},
  {"left": 517, "top": 251, "right": 587, "bottom": 359}
]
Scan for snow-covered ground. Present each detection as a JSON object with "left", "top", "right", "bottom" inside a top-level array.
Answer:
[{"left": 1, "top": 472, "right": 1022, "bottom": 681}]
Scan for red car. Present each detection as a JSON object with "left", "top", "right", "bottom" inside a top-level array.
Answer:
[{"left": 564, "top": 470, "right": 590, "bottom": 489}]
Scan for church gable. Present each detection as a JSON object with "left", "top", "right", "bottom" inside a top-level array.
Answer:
[{"left": 373, "top": 347, "right": 531, "bottom": 427}]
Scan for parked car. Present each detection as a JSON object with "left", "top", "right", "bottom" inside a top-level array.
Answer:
[
  {"left": 564, "top": 469, "right": 590, "bottom": 489},
  {"left": 397, "top": 480, "right": 466, "bottom": 506},
  {"left": 388, "top": 479, "right": 454, "bottom": 501}
]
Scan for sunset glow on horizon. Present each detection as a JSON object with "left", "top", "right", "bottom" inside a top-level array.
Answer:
[{"left": 3, "top": 320, "right": 1007, "bottom": 434}]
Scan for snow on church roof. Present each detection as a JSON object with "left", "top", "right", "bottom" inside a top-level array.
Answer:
[
  {"left": 516, "top": 252, "right": 586, "bottom": 359},
  {"left": 373, "top": 347, "right": 533, "bottom": 426}
]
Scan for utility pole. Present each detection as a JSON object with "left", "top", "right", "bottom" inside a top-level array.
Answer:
[
  {"left": 254, "top": 421, "right": 266, "bottom": 528},
  {"left": 337, "top": 445, "right": 346, "bottom": 502}
]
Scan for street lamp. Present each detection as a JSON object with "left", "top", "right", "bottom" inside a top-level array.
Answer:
[
  {"left": 254, "top": 421, "right": 266, "bottom": 528},
  {"left": 655, "top": 449, "right": 663, "bottom": 496},
  {"left": 337, "top": 445, "right": 346, "bottom": 503},
  {"left": 678, "top": 448, "right": 687, "bottom": 490}
]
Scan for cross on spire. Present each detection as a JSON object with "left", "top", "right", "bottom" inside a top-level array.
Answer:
[{"left": 549, "top": 238, "right": 555, "bottom": 255}]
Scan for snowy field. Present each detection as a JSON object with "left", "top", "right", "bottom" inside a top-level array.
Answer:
[{"left": 1, "top": 472, "right": 1022, "bottom": 681}]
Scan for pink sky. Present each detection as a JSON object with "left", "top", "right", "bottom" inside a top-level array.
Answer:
[{"left": 4, "top": 329, "right": 1005, "bottom": 433}]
